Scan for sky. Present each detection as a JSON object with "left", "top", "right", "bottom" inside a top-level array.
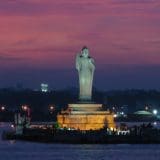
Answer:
[{"left": 0, "top": 0, "right": 160, "bottom": 90}]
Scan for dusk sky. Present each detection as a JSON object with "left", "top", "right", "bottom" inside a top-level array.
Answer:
[{"left": 0, "top": 0, "right": 160, "bottom": 90}]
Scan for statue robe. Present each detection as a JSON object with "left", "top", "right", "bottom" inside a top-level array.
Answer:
[{"left": 76, "top": 54, "right": 95, "bottom": 101}]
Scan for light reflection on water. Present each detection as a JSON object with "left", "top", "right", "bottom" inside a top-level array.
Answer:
[{"left": 0, "top": 123, "right": 160, "bottom": 160}]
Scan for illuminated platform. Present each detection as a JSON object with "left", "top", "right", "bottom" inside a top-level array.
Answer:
[{"left": 57, "top": 103, "right": 115, "bottom": 130}]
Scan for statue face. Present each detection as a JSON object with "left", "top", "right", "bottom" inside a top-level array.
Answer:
[{"left": 82, "top": 48, "right": 89, "bottom": 58}]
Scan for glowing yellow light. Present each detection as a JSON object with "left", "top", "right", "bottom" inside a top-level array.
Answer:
[
  {"left": 110, "top": 127, "right": 113, "bottom": 131},
  {"left": 113, "top": 114, "right": 117, "bottom": 118}
]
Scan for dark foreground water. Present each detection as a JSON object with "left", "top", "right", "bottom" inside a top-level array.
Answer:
[{"left": 1, "top": 123, "right": 160, "bottom": 160}]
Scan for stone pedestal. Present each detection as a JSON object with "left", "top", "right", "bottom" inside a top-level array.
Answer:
[
  {"left": 68, "top": 103, "right": 102, "bottom": 112},
  {"left": 57, "top": 103, "right": 115, "bottom": 130}
]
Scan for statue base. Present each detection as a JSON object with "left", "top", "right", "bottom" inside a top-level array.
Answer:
[
  {"left": 68, "top": 103, "right": 102, "bottom": 112},
  {"left": 57, "top": 103, "right": 115, "bottom": 130}
]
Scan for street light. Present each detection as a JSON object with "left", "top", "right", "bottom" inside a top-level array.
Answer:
[
  {"left": 21, "top": 105, "right": 31, "bottom": 117},
  {"left": 1, "top": 106, "right": 5, "bottom": 111},
  {"left": 22, "top": 105, "right": 28, "bottom": 111},
  {"left": 49, "top": 105, "right": 55, "bottom": 113}
]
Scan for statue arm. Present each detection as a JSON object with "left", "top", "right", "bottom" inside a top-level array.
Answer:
[
  {"left": 76, "top": 53, "right": 81, "bottom": 71},
  {"left": 90, "top": 58, "right": 95, "bottom": 71}
]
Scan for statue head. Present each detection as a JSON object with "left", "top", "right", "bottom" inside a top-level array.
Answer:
[{"left": 82, "top": 46, "right": 89, "bottom": 58}]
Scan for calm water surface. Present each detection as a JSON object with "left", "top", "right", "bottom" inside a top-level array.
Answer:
[{"left": 0, "top": 123, "right": 160, "bottom": 160}]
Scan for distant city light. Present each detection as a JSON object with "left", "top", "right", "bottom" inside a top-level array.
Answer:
[
  {"left": 11, "top": 124, "right": 14, "bottom": 128},
  {"left": 24, "top": 106, "right": 28, "bottom": 111},
  {"left": 153, "top": 109, "right": 158, "bottom": 115},
  {"left": 49, "top": 105, "right": 55, "bottom": 113},
  {"left": 153, "top": 122, "right": 157, "bottom": 125},
  {"left": 145, "top": 106, "right": 149, "bottom": 110},
  {"left": 50, "top": 106, "right": 54, "bottom": 110},
  {"left": 41, "top": 83, "right": 48, "bottom": 92},
  {"left": 1, "top": 106, "right": 5, "bottom": 111},
  {"left": 120, "top": 112, "right": 124, "bottom": 115}
]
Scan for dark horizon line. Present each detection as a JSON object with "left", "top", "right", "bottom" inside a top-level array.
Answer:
[{"left": 0, "top": 86, "right": 160, "bottom": 92}]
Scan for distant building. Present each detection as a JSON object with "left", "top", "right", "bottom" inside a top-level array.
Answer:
[{"left": 41, "top": 83, "right": 48, "bottom": 92}]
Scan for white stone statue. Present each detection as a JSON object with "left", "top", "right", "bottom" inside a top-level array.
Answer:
[{"left": 76, "top": 46, "right": 95, "bottom": 101}]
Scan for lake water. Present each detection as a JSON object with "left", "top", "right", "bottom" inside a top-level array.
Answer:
[{"left": 0, "top": 123, "right": 160, "bottom": 160}]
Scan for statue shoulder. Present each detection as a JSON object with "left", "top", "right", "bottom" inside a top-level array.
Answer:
[{"left": 89, "top": 57, "right": 95, "bottom": 63}]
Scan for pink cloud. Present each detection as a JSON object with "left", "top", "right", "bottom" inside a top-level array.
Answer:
[{"left": 0, "top": 0, "right": 159, "bottom": 70}]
